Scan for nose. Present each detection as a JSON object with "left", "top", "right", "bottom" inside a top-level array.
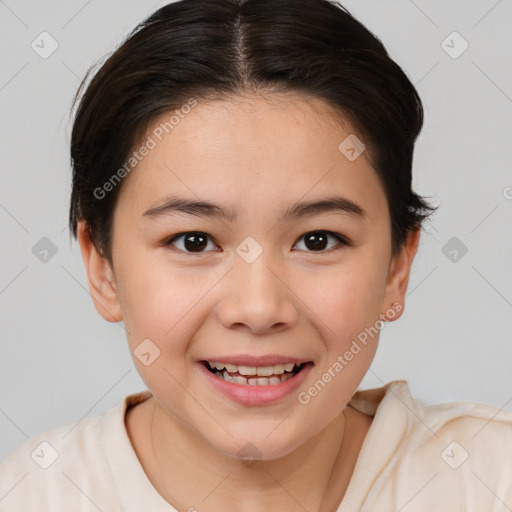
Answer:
[{"left": 215, "top": 253, "right": 300, "bottom": 335}]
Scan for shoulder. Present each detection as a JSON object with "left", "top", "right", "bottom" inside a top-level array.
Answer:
[
  {"left": 388, "top": 381, "right": 512, "bottom": 461},
  {"left": 350, "top": 381, "right": 512, "bottom": 511},
  {"left": 393, "top": 382, "right": 512, "bottom": 509},
  {"left": 362, "top": 380, "right": 512, "bottom": 445},
  {"left": 0, "top": 394, "right": 134, "bottom": 512}
]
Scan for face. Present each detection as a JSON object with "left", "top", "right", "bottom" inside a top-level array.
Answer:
[{"left": 79, "top": 92, "right": 417, "bottom": 461}]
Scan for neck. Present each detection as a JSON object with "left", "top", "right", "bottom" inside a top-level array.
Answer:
[{"left": 125, "top": 397, "right": 371, "bottom": 512}]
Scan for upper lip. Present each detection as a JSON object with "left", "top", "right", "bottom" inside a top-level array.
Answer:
[{"left": 200, "top": 354, "right": 312, "bottom": 367}]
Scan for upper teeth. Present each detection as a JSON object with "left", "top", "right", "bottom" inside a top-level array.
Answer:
[{"left": 208, "top": 361, "right": 297, "bottom": 376}]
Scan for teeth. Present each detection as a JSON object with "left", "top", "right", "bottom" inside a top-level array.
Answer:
[
  {"left": 238, "top": 365, "right": 257, "bottom": 376},
  {"left": 222, "top": 371, "right": 236, "bottom": 383},
  {"left": 272, "top": 364, "right": 285, "bottom": 375},
  {"left": 207, "top": 361, "right": 300, "bottom": 377},
  {"left": 256, "top": 366, "right": 274, "bottom": 377},
  {"left": 216, "top": 370, "right": 296, "bottom": 386}
]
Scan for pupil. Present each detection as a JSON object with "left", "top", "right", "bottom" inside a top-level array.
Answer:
[
  {"left": 305, "top": 231, "right": 327, "bottom": 251},
  {"left": 185, "top": 232, "right": 207, "bottom": 252}
]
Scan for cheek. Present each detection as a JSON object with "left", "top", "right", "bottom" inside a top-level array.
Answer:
[
  {"left": 116, "top": 259, "right": 221, "bottom": 354},
  {"left": 304, "top": 256, "right": 388, "bottom": 343},
  {"left": 116, "top": 265, "right": 204, "bottom": 403},
  {"left": 295, "top": 265, "right": 386, "bottom": 425},
  {"left": 119, "top": 277, "right": 174, "bottom": 340},
  {"left": 114, "top": 260, "right": 182, "bottom": 347}
]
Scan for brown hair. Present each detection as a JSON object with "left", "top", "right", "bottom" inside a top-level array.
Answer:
[{"left": 69, "top": 0, "right": 435, "bottom": 265}]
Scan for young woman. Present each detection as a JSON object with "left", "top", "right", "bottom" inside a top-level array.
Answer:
[{"left": 1, "top": 0, "right": 510, "bottom": 510}]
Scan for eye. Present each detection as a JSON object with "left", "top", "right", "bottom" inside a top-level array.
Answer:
[
  {"left": 293, "top": 230, "right": 350, "bottom": 252},
  {"left": 164, "top": 230, "right": 350, "bottom": 254},
  {"left": 165, "top": 231, "right": 219, "bottom": 253}
]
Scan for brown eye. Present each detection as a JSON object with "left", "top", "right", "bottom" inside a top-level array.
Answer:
[
  {"left": 166, "top": 232, "right": 218, "bottom": 253},
  {"left": 294, "top": 231, "right": 349, "bottom": 252}
]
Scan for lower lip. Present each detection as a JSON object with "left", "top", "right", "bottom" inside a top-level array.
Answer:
[{"left": 197, "top": 362, "right": 313, "bottom": 406}]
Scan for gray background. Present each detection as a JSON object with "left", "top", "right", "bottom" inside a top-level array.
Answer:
[{"left": 1, "top": 0, "right": 511, "bottom": 460}]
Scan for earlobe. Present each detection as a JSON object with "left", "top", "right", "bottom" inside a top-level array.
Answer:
[
  {"left": 77, "top": 220, "right": 123, "bottom": 323},
  {"left": 381, "top": 228, "right": 420, "bottom": 322}
]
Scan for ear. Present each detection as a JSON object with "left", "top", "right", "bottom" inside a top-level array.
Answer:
[
  {"left": 381, "top": 228, "right": 420, "bottom": 322},
  {"left": 77, "top": 220, "right": 123, "bottom": 323}
]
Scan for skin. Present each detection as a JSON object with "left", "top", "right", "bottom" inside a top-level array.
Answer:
[{"left": 77, "top": 92, "right": 419, "bottom": 512}]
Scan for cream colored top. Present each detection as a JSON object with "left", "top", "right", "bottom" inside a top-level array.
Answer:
[{"left": 1, "top": 381, "right": 511, "bottom": 511}]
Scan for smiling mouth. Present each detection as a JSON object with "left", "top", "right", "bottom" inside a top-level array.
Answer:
[{"left": 201, "top": 360, "right": 309, "bottom": 386}]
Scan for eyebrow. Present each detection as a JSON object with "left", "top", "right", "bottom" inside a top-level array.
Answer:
[{"left": 143, "top": 195, "right": 366, "bottom": 222}]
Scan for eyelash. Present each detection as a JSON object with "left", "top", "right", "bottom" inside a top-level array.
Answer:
[{"left": 163, "top": 230, "right": 351, "bottom": 254}]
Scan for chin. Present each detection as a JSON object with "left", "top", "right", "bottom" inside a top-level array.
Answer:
[{"left": 208, "top": 427, "right": 305, "bottom": 464}]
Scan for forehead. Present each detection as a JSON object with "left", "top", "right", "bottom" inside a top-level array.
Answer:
[{"left": 116, "top": 92, "right": 387, "bottom": 222}]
